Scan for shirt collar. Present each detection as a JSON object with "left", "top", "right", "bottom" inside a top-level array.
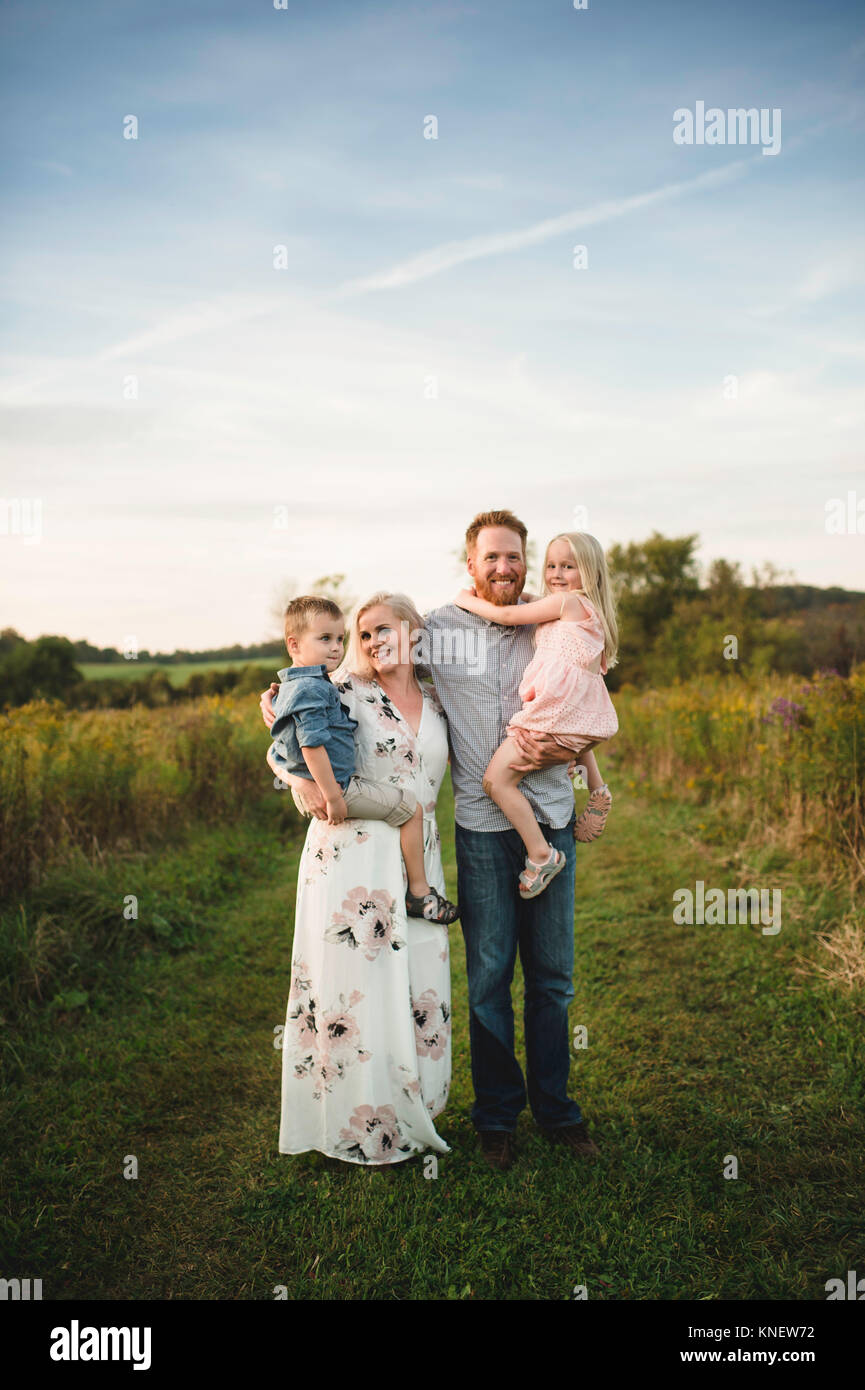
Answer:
[{"left": 277, "top": 664, "right": 329, "bottom": 680}]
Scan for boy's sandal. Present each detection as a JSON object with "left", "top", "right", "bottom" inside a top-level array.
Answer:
[
  {"left": 518, "top": 847, "right": 566, "bottom": 899},
  {"left": 405, "top": 887, "right": 460, "bottom": 925},
  {"left": 573, "top": 787, "right": 612, "bottom": 843}
]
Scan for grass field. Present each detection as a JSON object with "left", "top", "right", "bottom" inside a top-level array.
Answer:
[{"left": 2, "top": 770, "right": 861, "bottom": 1301}]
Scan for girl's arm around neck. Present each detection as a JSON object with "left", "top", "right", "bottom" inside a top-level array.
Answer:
[{"left": 454, "top": 588, "right": 567, "bottom": 625}]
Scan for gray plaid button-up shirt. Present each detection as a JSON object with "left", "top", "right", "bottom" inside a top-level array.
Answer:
[{"left": 423, "top": 602, "right": 574, "bottom": 833}]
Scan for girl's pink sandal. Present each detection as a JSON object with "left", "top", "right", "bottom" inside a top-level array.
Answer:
[{"left": 574, "top": 786, "right": 612, "bottom": 843}]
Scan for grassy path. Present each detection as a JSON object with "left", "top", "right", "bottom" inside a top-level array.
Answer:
[{"left": 3, "top": 783, "right": 862, "bottom": 1300}]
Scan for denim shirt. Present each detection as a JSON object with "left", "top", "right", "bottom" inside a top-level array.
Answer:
[{"left": 269, "top": 665, "right": 358, "bottom": 789}]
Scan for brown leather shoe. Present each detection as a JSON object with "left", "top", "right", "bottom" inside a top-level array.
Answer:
[
  {"left": 478, "top": 1130, "right": 515, "bottom": 1171},
  {"left": 540, "top": 1122, "right": 599, "bottom": 1157}
]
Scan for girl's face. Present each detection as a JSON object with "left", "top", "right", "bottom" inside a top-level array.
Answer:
[
  {"left": 357, "top": 604, "right": 411, "bottom": 676},
  {"left": 545, "top": 539, "right": 582, "bottom": 593}
]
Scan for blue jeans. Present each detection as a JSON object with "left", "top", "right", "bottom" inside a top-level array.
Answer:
[{"left": 455, "top": 815, "right": 583, "bottom": 1133}]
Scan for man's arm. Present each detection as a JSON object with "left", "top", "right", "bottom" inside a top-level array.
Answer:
[{"left": 507, "top": 728, "right": 577, "bottom": 776}]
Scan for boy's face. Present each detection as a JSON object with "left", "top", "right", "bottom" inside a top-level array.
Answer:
[{"left": 290, "top": 613, "right": 345, "bottom": 671}]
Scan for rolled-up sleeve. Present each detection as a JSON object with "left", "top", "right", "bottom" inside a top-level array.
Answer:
[
  {"left": 292, "top": 700, "right": 330, "bottom": 748},
  {"left": 271, "top": 679, "right": 330, "bottom": 750}
]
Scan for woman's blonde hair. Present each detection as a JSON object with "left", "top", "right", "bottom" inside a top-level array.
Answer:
[
  {"left": 543, "top": 532, "right": 619, "bottom": 669},
  {"left": 332, "top": 591, "right": 429, "bottom": 684}
]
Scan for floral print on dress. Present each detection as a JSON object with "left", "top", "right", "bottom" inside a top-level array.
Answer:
[
  {"left": 335, "top": 1104, "right": 413, "bottom": 1163},
  {"left": 303, "top": 826, "right": 370, "bottom": 884},
  {"left": 324, "top": 885, "right": 405, "bottom": 960},
  {"left": 285, "top": 962, "right": 371, "bottom": 1100},
  {"left": 424, "top": 1076, "right": 451, "bottom": 1117},
  {"left": 412, "top": 988, "right": 451, "bottom": 1062},
  {"left": 373, "top": 734, "right": 415, "bottom": 774},
  {"left": 279, "top": 675, "right": 452, "bottom": 1165},
  {"left": 388, "top": 1056, "right": 423, "bottom": 1105}
]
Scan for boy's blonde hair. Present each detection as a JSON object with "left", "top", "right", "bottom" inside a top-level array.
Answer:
[
  {"left": 283, "top": 595, "right": 344, "bottom": 650},
  {"left": 333, "top": 591, "right": 428, "bottom": 684},
  {"left": 543, "top": 532, "right": 619, "bottom": 668}
]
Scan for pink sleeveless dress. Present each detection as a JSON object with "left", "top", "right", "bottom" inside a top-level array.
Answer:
[{"left": 507, "top": 596, "right": 618, "bottom": 751}]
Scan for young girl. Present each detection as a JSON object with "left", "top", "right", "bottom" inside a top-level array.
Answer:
[{"left": 454, "top": 531, "right": 618, "bottom": 899}]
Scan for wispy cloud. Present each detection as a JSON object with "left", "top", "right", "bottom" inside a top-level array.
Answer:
[
  {"left": 333, "top": 159, "right": 755, "bottom": 298},
  {"left": 96, "top": 295, "right": 272, "bottom": 362},
  {"left": 795, "top": 256, "right": 865, "bottom": 303},
  {"left": 33, "top": 159, "right": 74, "bottom": 177}
]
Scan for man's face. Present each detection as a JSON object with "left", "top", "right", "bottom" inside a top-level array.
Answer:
[{"left": 466, "top": 526, "right": 527, "bottom": 606}]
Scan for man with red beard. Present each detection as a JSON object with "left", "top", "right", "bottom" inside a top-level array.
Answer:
[{"left": 424, "top": 509, "right": 598, "bottom": 1171}]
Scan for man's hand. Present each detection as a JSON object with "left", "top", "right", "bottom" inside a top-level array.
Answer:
[
  {"left": 508, "top": 728, "right": 577, "bottom": 775},
  {"left": 292, "top": 782, "right": 327, "bottom": 820},
  {"left": 260, "top": 682, "right": 279, "bottom": 729},
  {"left": 325, "top": 792, "right": 348, "bottom": 826}
]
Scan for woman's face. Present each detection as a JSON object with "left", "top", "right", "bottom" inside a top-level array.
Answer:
[{"left": 357, "top": 603, "right": 411, "bottom": 676}]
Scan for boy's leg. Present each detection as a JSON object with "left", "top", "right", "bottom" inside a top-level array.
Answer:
[
  {"left": 343, "top": 778, "right": 457, "bottom": 921},
  {"left": 455, "top": 822, "right": 528, "bottom": 1132},
  {"left": 399, "top": 803, "right": 431, "bottom": 898},
  {"left": 517, "top": 814, "right": 583, "bottom": 1131},
  {"left": 341, "top": 776, "right": 417, "bottom": 826},
  {"left": 482, "top": 738, "right": 553, "bottom": 864}
]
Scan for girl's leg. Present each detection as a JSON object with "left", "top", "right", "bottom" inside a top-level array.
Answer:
[
  {"left": 580, "top": 747, "right": 604, "bottom": 791},
  {"left": 482, "top": 738, "right": 553, "bottom": 864},
  {"left": 573, "top": 745, "right": 612, "bottom": 843}
]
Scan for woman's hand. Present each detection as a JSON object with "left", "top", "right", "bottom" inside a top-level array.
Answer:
[
  {"left": 260, "top": 682, "right": 279, "bottom": 729},
  {"left": 292, "top": 782, "right": 327, "bottom": 819},
  {"left": 508, "top": 728, "right": 577, "bottom": 774}
]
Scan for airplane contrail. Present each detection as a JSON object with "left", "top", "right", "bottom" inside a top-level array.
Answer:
[{"left": 333, "top": 157, "right": 754, "bottom": 298}]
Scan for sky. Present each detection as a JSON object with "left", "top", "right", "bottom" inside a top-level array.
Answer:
[{"left": 1, "top": 0, "right": 864, "bottom": 652}]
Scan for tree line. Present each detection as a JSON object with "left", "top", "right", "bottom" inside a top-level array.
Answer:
[{"left": 2, "top": 535, "right": 863, "bottom": 710}]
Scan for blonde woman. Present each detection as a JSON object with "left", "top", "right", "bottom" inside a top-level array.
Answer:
[
  {"left": 454, "top": 532, "right": 619, "bottom": 898},
  {"left": 260, "top": 593, "right": 453, "bottom": 1166}
]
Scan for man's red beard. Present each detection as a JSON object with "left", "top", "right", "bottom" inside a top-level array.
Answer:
[{"left": 473, "top": 573, "right": 526, "bottom": 606}]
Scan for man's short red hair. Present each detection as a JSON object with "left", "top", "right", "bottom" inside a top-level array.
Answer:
[{"left": 465, "top": 509, "right": 527, "bottom": 557}]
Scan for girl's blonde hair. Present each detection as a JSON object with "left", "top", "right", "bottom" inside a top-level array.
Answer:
[
  {"left": 543, "top": 532, "right": 619, "bottom": 669},
  {"left": 332, "top": 591, "right": 429, "bottom": 685}
]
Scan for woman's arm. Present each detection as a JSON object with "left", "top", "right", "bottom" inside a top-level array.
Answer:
[
  {"left": 266, "top": 746, "right": 327, "bottom": 818},
  {"left": 454, "top": 589, "right": 566, "bottom": 626},
  {"left": 260, "top": 682, "right": 279, "bottom": 729}
]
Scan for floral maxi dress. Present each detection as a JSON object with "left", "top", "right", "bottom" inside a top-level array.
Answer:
[{"left": 278, "top": 675, "right": 452, "bottom": 1164}]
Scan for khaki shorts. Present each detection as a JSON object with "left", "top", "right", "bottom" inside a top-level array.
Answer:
[{"left": 340, "top": 776, "right": 417, "bottom": 827}]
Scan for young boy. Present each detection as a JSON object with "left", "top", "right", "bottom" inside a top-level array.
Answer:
[{"left": 266, "top": 595, "right": 459, "bottom": 926}]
